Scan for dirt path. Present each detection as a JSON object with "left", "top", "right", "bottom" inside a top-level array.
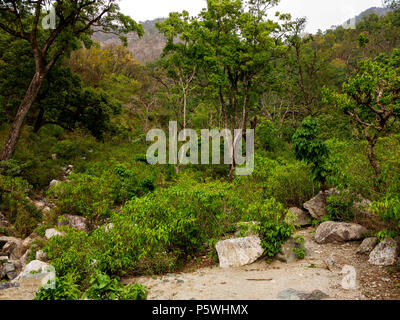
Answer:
[{"left": 125, "top": 228, "right": 400, "bottom": 300}]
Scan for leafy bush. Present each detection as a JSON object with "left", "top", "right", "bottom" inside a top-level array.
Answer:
[
  {"left": 371, "top": 194, "right": 400, "bottom": 234},
  {"left": 326, "top": 192, "right": 355, "bottom": 222},
  {"left": 35, "top": 275, "right": 81, "bottom": 300},
  {"left": 0, "top": 174, "right": 41, "bottom": 237},
  {"left": 82, "top": 273, "right": 147, "bottom": 301},
  {"left": 247, "top": 198, "right": 294, "bottom": 257}
]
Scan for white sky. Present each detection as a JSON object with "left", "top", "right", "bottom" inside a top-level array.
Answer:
[{"left": 119, "top": 0, "right": 386, "bottom": 33}]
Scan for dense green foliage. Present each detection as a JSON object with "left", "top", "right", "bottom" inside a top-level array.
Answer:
[{"left": 1, "top": 0, "right": 400, "bottom": 300}]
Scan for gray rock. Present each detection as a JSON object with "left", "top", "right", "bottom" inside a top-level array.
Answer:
[
  {"left": 276, "top": 237, "right": 307, "bottom": 263},
  {"left": 0, "top": 262, "right": 16, "bottom": 280},
  {"left": 368, "top": 238, "right": 398, "bottom": 266},
  {"left": 303, "top": 188, "right": 338, "bottom": 220},
  {"left": 357, "top": 237, "right": 378, "bottom": 254},
  {"left": 286, "top": 208, "right": 312, "bottom": 227},
  {"left": 0, "top": 282, "right": 20, "bottom": 291},
  {"left": 0, "top": 236, "right": 26, "bottom": 260},
  {"left": 0, "top": 212, "right": 10, "bottom": 229},
  {"left": 215, "top": 236, "right": 264, "bottom": 268},
  {"left": 314, "top": 222, "right": 368, "bottom": 244},
  {"left": 57, "top": 215, "right": 88, "bottom": 232},
  {"left": 278, "top": 288, "right": 329, "bottom": 300},
  {"left": 35, "top": 250, "right": 47, "bottom": 261},
  {"left": 353, "top": 198, "right": 373, "bottom": 218}
]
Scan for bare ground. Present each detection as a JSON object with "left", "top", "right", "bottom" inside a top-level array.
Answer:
[{"left": 124, "top": 228, "right": 400, "bottom": 300}]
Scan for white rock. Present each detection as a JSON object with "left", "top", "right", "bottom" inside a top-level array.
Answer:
[
  {"left": 45, "top": 228, "right": 65, "bottom": 240},
  {"left": 357, "top": 237, "right": 378, "bottom": 254},
  {"left": 49, "top": 180, "right": 61, "bottom": 187},
  {"left": 368, "top": 238, "right": 398, "bottom": 266},
  {"left": 13, "top": 260, "right": 56, "bottom": 289},
  {"left": 215, "top": 236, "right": 264, "bottom": 268}
]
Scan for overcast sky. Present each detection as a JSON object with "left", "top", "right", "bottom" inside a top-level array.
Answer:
[{"left": 119, "top": 0, "right": 386, "bottom": 33}]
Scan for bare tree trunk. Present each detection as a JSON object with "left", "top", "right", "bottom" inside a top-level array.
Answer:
[{"left": 1, "top": 71, "right": 45, "bottom": 161}]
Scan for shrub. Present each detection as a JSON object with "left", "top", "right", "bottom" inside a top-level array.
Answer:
[
  {"left": 371, "top": 194, "right": 400, "bottom": 234},
  {"left": 0, "top": 174, "right": 41, "bottom": 237},
  {"left": 35, "top": 275, "right": 81, "bottom": 301},
  {"left": 247, "top": 198, "right": 294, "bottom": 257},
  {"left": 326, "top": 192, "right": 355, "bottom": 222},
  {"left": 82, "top": 273, "right": 147, "bottom": 301}
]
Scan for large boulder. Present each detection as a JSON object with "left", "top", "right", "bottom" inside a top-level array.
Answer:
[
  {"left": 357, "top": 237, "right": 378, "bottom": 255},
  {"left": 303, "top": 188, "right": 338, "bottom": 220},
  {"left": 0, "top": 236, "right": 26, "bottom": 260},
  {"left": 13, "top": 260, "right": 56, "bottom": 290},
  {"left": 368, "top": 238, "right": 398, "bottom": 266},
  {"left": 57, "top": 215, "right": 88, "bottom": 232},
  {"left": 286, "top": 208, "right": 312, "bottom": 227},
  {"left": 215, "top": 236, "right": 264, "bottom": 268},
  {"left": 314, "top": 222, "right": 367, "bottom": 244}
]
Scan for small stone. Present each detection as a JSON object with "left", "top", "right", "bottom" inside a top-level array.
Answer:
[
  {"left": 278, "top": 288, "right": 329, "bottom": 300},
  {"left": 57, "top": 215, "right": 88, "bottom": 232},
  {"left": 49, "top": 180, "right": 61, "bottom": 188},
  {"left": 35, "top": 250, "right": 47, "bottom": 261},
  {"left": 357, "top": 237, "right": 378, "bottom": 254},
  {"left": 286, "top": 208, "right": 312, "bottom": 227}
]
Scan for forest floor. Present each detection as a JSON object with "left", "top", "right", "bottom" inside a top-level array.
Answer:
[{"left": 125, "top": 228, "right": 400, "bottom": 300}]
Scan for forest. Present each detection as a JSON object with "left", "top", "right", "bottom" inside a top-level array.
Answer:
[{"left": 0, "top": 0, "right": 400, "bottom": 301}]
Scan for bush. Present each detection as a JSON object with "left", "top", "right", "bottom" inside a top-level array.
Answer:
[
  {"left": 0, "top": 174, "right": 41, "bottom": 237},
  {"left": 82, "top": 273, "right": 147, "bottom": 301},
  {"left": 35, "top": 275, "right": 81, "bottom": 301},
  {"left": 326, "top": 192, "right": 355, "bottom": 222},
  {"left": 247, "top": 198, "right": 294, "bottom": 257}
]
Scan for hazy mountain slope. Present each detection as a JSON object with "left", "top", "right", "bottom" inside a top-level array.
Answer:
[{"left": 92, "top": 18, "right": 166, "bottom": 64}]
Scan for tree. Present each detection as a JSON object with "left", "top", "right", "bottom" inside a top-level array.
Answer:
[
  {"left": 0, "top": 0, "right": 143, "bottom": 161},
  {"left": 327, "top": 50, "right": 400, "bottom": 189},
  {"left": 292, "top": 117, "right": 330, "bottom": 189}
]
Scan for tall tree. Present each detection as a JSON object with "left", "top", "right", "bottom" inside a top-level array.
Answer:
[{"left": 0, "top": 0, "right": 143, "bottom": 161}]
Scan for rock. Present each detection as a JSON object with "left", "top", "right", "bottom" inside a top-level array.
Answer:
[
  {"left": 286, "top": 208, "right": 312, "bottom": 227},
  {"left": 13, "top": 260, "right": 56, "bottom": 290},
  {"left": 325, "top": 253, "right": 336, "bottom": 269},
  {"left": 234, "top": 221, "right": 259, "bottom": 237},
  {"left": 0, "top": 212, "right": 10, "bottom": 229},
  {"left": 35, "top": 250, "right": 47, "bottom": 261},
  {"left": 104, "top": 223, "right": 114, "bottom": 232},
  {"left": 215, "top": 236, "right": 264, "bottom": 268},
  {"left": 278, "top": 288, "right": 329, "bottom": 300},
  {"left": 357, "top": 237, "right": 378, "bottom": 254},
  {"left": 368, "top": 238, "right": 398, "bottom": 266},
  {"left": 49, "top": 180, "right": 61, "bottom": 188},
  {"left": 33, "top": 200, "right": 46, "bottom": 211},
  {"left": 20, "top": 249, "right": 30, "bottom": 267},
  {"left": 314, "top": 222, "right": 368, "bottom": 244},
  {"left": 0, "top": 261, "right": 19, "bottom": 280},
  {"left": 45, "top": 228, "right": 66, "bottom": 240},
  {"left": 0, "top": 236, "right": 26, "bottom": 260},
  {"left": 51, "top": 154, "right": 57, "bottom": 160},
  {"left": 0, "top": 256, "right": 8, "bottom": 262},
  {"left": 276, "top": 237, "right": 308, "bottom": 263},
  {"left": 22, "top": 233, "right": 42, "bottom": 248},
  {"left": 353, "top": 198, "right": 373, "bottom": 218},
  {"left": 0, "top": 282, "right": 20, "bottom": 291},
  {"left": 57, "top": 215, "right": 88, "bottom": 232},
  {"left": 340, "top": 265, "right": 357, "bottom": 290},
  {"left": 303, "top": 188, "right": 338, "bottom": 220}
]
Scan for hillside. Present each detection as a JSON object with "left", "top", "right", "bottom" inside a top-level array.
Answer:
[
  {"left": 92, "top": 18, "right": 166, "bottom": 64},
  {"left": 341, "top": 6, "right": 392, "bottom": 28}
]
